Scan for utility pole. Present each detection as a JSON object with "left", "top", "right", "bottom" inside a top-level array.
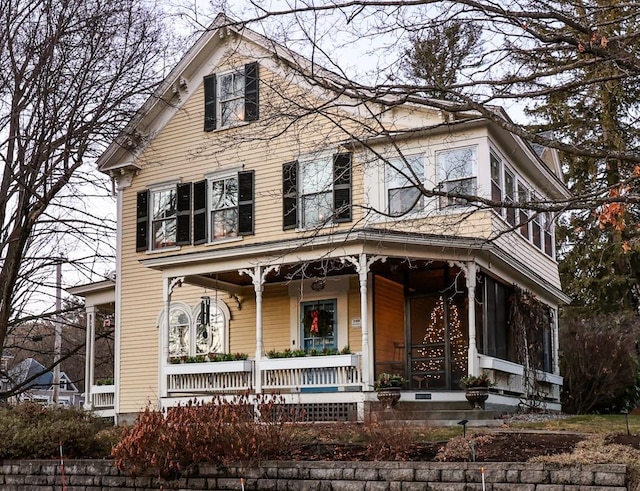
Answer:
[{"left": 52, "top": 259, "right": 62, "bottom": 404}]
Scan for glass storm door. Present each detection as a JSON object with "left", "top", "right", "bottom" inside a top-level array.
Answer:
[{"left": 408, "top": 295, "right": 468, "bottom": 390}]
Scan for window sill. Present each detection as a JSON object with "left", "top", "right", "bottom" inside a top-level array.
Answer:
[
  {"left": 205, "top": 236, "right": 243, "bottom": 246},
  {"left": 146, "top": 246, "right": 181, "bottom": 255},
  {"left": 207, "top": 121, "right": 251, "bottom": 133}
]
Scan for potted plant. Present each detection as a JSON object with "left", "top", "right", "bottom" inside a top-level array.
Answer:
[
  {"left": 374, "top": 373, "right": 406, "bottom": 409},
  {"left": 460, "top": 372, "right": 493, "bottom": 409}
]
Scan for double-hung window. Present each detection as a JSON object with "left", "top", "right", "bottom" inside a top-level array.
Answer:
[
  {"left": 504, "top": 169, "right": 516, "bottom": 226},
  {"left": 210, "top": 174, "right": 239, "bottom": 239},
  {"left": 204, "top": 62, "right": 259, "bottom": 131},
  {"left": 386, "top": 156, "right": 424, "bottom": 216},
  {"left": 490, "top": 152, "right": 502, "bottom": 203},
  {"left": 151, "top": 187, "right": 178, "bottom": 249},
  {"left": 543, "top": 212, "right": 554, "bottom": 257},
  {"left": 137, "top": 172, "right": 253, "bottom": 251},
  {"left": 283, "top": 152, "right": 352, "bottom": 230},
  {"left": 517, "top": 183, "right": 530, "bottom": 239},
  {"left": 436, "top": 146, "right": 477, "bottom": 208}
]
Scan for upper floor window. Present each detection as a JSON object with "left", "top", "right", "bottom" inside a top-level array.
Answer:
[
  {"left": 204, "top": 62, "right": 259, "bottom": 131},
  {"left": 151, "top": 187, "right": 178, "bottom": 249},
  {"left": 385, "top": 156, "right": 424, "bottom": 216},
  {"left": 436, "top": 146, "right": 477, "bottom": 208},
  {"left": 283, "top": 152, "right": 352, "bottom": 230},
  {"left": 517, "top": 183, "right": 530, "bottom": 239},
  {"left": 136, "top": 172, "right": 254, "bottom": 252},
  {"left": 543, "top": 212, "right": 554, "bottom": 258},
  {"left": 490, "top": 152, "right": 502, "bottom": 202},
  {"left": 504, "top": 168, "right": 516, "bottom": 226}
]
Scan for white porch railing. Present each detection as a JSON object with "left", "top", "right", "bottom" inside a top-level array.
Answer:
[
  {"left": 166, "top": 360, "right": 254, "bottom": 393},
  {"left": 91, "top": 384, "right": 115, "bottom": 409},
  {"left": 479, "top": 355, "right": 562, "bottom": 400},
  {"left": 260, "top": 354, "right": 362, "bottom": 392}
]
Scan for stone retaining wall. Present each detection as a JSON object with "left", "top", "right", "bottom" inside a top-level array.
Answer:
[{"left": 0, "top": 459, "right": 628, "bottom": 490}]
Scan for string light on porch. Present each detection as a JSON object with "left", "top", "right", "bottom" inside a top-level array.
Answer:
[{"left": 415, "top": 296, "right": 467, "bottom": 376}]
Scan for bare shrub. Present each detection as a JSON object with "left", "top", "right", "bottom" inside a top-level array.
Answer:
[
  {"left": 111, "top": 393, "right": 302, "bottom": 478},
  {"left": 560, "top": 311, "right": 640, "bottom": 414},
  {"left": 362, "top": 422, "right": 417, "bottom": 461},
  {"left": 435, "top": 433, "right": 495, "bottom": 462}
]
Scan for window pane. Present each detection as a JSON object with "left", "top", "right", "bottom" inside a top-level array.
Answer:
[
  {"left": 221, "top": 98, "right": 244, "bottom": 126},
  {"left": 152, "top": 189, "right": 176, "bottom": 220},
  {"left": 152, "top": 218, "right": 176, "bottom": 248},
  {"left": 438, "top": 147, "right": 476, "bottom": 180},
  {"left": 386, "top": 156, "right": 424, "bottom": 188},
  {"left": 196, "top": 305, "right": 225, "bottom": 354},
  {"left": 211, "top": 177, "right": 238, "bottom": 209},
  {"left": 389, "top": 187, "right": 423, "bottom": 215},
  {"left": 302, "top": 192, "right": 332, "bottom": 227},
  {"left": 301, "top": 158, "right": 333, "bottom": 195},
  {"left": 301, "top": 299, "right": 337, "bottom": 353},
  {"left": 168, "top": 308, "right": 190, "bottom": 357},
  {"left": 212, "top": 208, "right": 239, "bottom": 238}
]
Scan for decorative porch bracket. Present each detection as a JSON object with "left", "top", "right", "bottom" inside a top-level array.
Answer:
[
  {"left": 449, "top": 260, "right": 479, "bottom": 376},
  {"left": 160, "top": 276, "right": 184, "bottom": 401},
  {"left": 239, "top": 264, "right": 280, "bottom": 394},
  {"left": 341, "top": 253, "right": 386, "bottom": 391}
]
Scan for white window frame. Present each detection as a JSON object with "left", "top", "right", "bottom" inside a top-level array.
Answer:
[
  {"left": 207, "top": 168, "right": 240, "bottom": 241},
  {"left": 192, "top": 299, "right": 231, "bottom": 355},
  {"left": 504, "top": 167, "right": 517, "bottom": 226},
  {"left": 299, "top": 152, "right": 334, "bottom": 229},
  {"left": 436, "top": 146, "right": 478, "bottom": 209},
  {"left": 162, "top": 299, "right": 231, "bottom": 360},
  {"left": 517, "top": 182, "right": 530, "bottom": 239},
  {"left": 490, "top": 151, "right": 503, "bottom": 204},
  {"left": 218, "top": 70, "right": 245, "bottom": 127},
  {"left": 385, "top": 155, "right": 425, "bottom": 216},
  {"left": 150, "top": 182, "right": 178, "bottom": 250}
]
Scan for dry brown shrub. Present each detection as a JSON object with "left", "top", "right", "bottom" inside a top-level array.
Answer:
[
  {"left": 362, "top": 422, "right": 417, "bottom": 461},
  {"left": 531, "top": 434, "right": 640, "bottom": 491},
  {"left": 435, "top": 433, "right": 495, "bottom": 462}
]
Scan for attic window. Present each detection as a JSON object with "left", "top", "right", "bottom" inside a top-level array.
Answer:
[{"left": 204, "top": 62, "right": 259, "bottom": 131}]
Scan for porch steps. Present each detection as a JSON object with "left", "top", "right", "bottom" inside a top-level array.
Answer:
[{"left": 368, "top": 401, "right": 502, "bottom": 427}]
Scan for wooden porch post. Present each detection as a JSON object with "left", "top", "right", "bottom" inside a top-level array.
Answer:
[
  {"left": 240, "top": 265, "right": 280, "bottom": 394},
  {"left": 465, "top": 261, "right": 479, "bottom": 376}
]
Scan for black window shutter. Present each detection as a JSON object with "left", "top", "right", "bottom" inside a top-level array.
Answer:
[
  {"left": 333, "top": 152, "right": 352, "bottom": 222},
  {"left": 204, "top": 74, "right": 217, "bottom": 132},
  {"left": 176, "top": 183, "right": 191, "bottom": 245},
  {"left": 244, "top": 62, "right": 259, "bottom": 122},
  {"left": 193, "top": 180, "right": 207, "bottom": 244},
  {"left": 282, "top": 161, "right": 298, "bottom": 230},
  {"left": 238, "top": 171, "right": 255, "bottom": 235},
  {"left": 136, "top": 190, "right": 149, "bottom": 252}
]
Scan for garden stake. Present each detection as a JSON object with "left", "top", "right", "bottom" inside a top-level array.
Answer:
[
  {"left": 240, "top": 477, "right": 245, "bottom": 490},
  {"left": 59, "top": 442, "right": 67, "bottom": 491},
  {"left": 481, "top": 466, "right": 485, "bottom": 491}
]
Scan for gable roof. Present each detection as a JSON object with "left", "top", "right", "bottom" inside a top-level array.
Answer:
[{"left": 7, "top": 358, "right": 78, "bottom": 392}]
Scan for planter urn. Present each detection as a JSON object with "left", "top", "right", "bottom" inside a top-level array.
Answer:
[
  {"left": 376, "top": 388, "right": 401, "bottom": 409},
  {"left": 465, "top": 387, "right": 489, "bottom": 410}
]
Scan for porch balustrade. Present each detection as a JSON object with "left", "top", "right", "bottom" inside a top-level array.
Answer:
[
  {"left": 163, "top": 354, "right": 362, "bottom": 395},
  {"left": 261, "top": 354, "right": 362, "bottom": 391},
  {"left": 91, "top": 384, "right": 115, "bottom": 409},
  {"left": 166, "top": 360, "right": 253, "bottom": 393}
]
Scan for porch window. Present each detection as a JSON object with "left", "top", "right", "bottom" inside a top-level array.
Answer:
[
  {"left": 203, "top": 62, "right": 259, "bottom": 131},
  {"left": 166, "top": 300, "right": 230, "bottom": 358},
  {"left": 282, "top": 153, "right": 352, "bottom": 229},
  {"left": 481, "top": 277, "right": 515, "bottom": 362},
  {"left": 385, "top": 155, "right": 424, "bottom": 216},
  {"left": 301, "top": 299, "right": 337, "bottom": 353},
  {"left": 437, "top": 146, "right": 477, "bottom": 208},
  {"left": 168, "top": 305, "right": 192, "bottom": 357}
]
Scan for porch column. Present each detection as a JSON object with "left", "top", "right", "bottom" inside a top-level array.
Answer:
[
  {"left": 83, "top": 305, "right": 96, "bottom": 410},
  {"left": 342, "top": 254, "right": 385, "bottom": 391},
  {"left": 240, "top": 265, "right": 280, "bottom": 394},
  {"left": 465, "top": 261, "right": 479, "bottom": 376}
]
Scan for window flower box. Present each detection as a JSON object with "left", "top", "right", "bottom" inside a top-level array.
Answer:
[
  {"left": 165, "top": 359, "right": 253, "bottom": 375},
  {"left": 260, "top": 353, "right": 359, "bottom": 370}
]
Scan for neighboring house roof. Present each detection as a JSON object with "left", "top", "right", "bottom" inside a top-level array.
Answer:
[{"left": 6, "top": 358, "right": 78, "bottom": 393}]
